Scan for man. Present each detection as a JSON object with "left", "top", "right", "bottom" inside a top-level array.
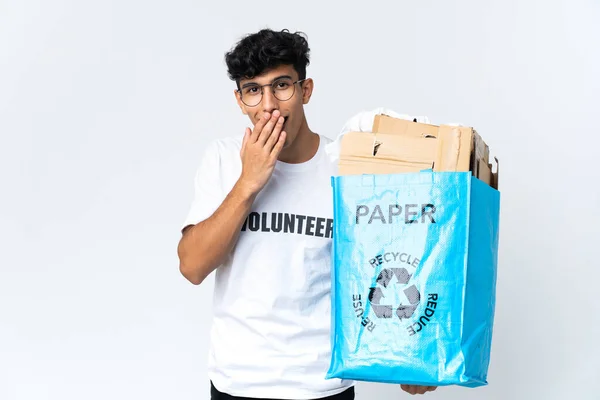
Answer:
[{"left": 177, "top": 28, "right": 437, "bottom": 399}]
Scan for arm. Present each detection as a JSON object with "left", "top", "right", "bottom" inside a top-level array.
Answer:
[
  {"left": 177, "top": 110, "right": 287, "bottom": 285},
  {"left": 178, "top": 179, "right": 257, "bottom": 285}
]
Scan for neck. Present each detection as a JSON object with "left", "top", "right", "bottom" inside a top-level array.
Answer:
[{"left": 277, "top": 117, "right": 319, "bottom": 164}]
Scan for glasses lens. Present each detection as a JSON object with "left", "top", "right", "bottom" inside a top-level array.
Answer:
[
  {"left": 241, "top": 85, "right": 262, "bottom": 107},
  {"left": 273, "top": 78, "right": 296, "bottom": 101}
]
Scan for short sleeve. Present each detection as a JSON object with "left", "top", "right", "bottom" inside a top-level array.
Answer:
[{"left": 181, "top": 140, "right": 225, "bottom": 233}]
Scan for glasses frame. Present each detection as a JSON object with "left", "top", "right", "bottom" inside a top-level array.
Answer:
[{"left": 237, "top": 78, "right": 307, "bottom": 107}]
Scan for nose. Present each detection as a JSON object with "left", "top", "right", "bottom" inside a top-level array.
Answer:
[{"left": 261, "top": 87, "right": 279, "bottom": 113}]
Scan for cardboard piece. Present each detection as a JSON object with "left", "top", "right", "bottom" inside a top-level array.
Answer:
[
  {"left": 338, "top": 113, "right": 499, "bottom": 190},
  {"left": 434, "top": 125, "right": 473, "bottom": 172},
  {"left": 478, "top": 160, "right": 492, "bottom": 186},
  {"left": 491, "top": 157, "right": 499, "bottom": 190},
  {"left": 339, "top": 131, "right": 437, "bottom": 175},
  {"left": 373, "top": 115, "right": 439, "bottom": 138},
  {"left": 371, "top": 116, "right": 475, "bottom": 173}
]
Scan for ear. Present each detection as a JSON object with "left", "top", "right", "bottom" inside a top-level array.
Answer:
[
  {"left": 301, "top": 78, "right": 314, "bottom": 105},
  {"left": 234, "top": 89, "right": 248, "bottom": 115}
]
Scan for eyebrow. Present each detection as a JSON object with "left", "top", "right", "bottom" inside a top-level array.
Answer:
[{"left": 241, "top": 75, "right": 293, "bottom": 89}]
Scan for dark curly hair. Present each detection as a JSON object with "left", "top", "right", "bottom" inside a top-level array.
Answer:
[{"left": 225, "top": 28, "right": 310, "bottom": 89}]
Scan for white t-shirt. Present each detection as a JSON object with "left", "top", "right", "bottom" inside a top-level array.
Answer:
[{"left": 182, "top": 133, "right": 354, "bottom": 399}]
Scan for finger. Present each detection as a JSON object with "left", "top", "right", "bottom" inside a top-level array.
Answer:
[
  {"left": 419, "top": 386, "right": 435, "bottom": 394},
  {"left": 270, "top": 130, "right": 286, "bottom": 158},
  {"left": 250, "top": 112, "right": 271, "bottom": 143},
  {"left": 257, "top": 110, "right": 280, "bottom": 144},
  {"left": 241, "top": 127, "right": 250, "bottom": 154},
  {"left": 257, "top": 111, "right": 280, "bottom": 144},
  {"left": 265, "top": 116, "right": 284, "bottom": 150}
]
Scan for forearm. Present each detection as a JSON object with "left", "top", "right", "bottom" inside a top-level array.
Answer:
[{"left": 178, "top": 180, "right": 257, "bottom": 285}]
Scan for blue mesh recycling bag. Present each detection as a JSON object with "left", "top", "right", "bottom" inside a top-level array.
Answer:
[{"left": 326, "top": 171, "right": 500, "bottom": 387}]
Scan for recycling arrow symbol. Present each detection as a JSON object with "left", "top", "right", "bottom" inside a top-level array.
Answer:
[{"left": 368, "top": 268, "right": 421, "bottom": 320}]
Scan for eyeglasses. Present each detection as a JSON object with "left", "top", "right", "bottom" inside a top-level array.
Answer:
[{"left": 237, "top": 78, "right": 306, "bottom": 107}]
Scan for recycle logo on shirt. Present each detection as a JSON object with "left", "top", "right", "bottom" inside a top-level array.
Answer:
[{"left": 368, "top": 268, "right": 421, "bottom": 320}]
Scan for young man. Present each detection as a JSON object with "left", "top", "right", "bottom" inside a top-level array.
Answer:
[{"left": 177, "top": 28, "right": 437, "bottom": 400}]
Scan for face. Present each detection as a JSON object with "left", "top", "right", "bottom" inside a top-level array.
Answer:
[{"left": 235, "top": 64, "right": 313, "bottom": 150}]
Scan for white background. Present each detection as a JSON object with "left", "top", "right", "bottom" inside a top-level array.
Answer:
[{"left": 1, "top": 0, "right": 599, "bottom": 399}]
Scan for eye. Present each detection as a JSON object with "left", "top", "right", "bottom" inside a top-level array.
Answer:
[
  {"left": 244, "top": 86, "right": 260, "bottom": 95},
  {"left": 275, "top": 81, "right": 291, "bottom": 89}
]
